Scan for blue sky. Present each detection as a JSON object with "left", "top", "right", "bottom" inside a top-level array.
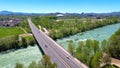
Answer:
[{"left": 0, "top": 0, "right": 120, "bottom": 13}]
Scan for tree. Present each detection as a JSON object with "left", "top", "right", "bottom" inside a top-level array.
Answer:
[
  {"left": 51, "top": 63, "right": 57, "bottom": 68},
  {"left": 54, "top": 30, "right": 63, "bottom": 39},
  {"left": 86, "top": 39, "right": 93, "bottom": 49},
  {"left": 101, "top": 39, "right": 107, "bottom": 52},
  {"left": 75, "top": 41, "right": 85, "bottom": 63},
  {"left": 41, "top": 54, "right": 57, "bottom": 68},
  {"left": 76, "top": 41, "right": 84, "bottom": 53},
  {"left": 91, "top": 52, "right": 102, "bottom": 68},
  {"left": 68, "top": 41, "right": 74, "bottom": 56},
  {"left": 42, "top": 55, "right": 51, "bottom": 68},
  {"left": 21, "top": 37, "right": 27, "bottom": 48},
  {"left": 15, "top": 63, "right": 23, "bottom": 68},
  {"left": 93, "top": 40, "right": 99, "bottom": 53},
  {"left": 28, "top": 61, "right": 37, "bottom": 68}
]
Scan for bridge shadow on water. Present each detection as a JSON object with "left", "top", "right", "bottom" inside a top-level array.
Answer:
[{"left": 33, "top": 36, "right": 45, "bottom": 55}]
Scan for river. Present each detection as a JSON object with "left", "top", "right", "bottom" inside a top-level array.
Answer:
[
  {"left": 0, "top": 46, "right": 42, "bottom": 68},
  {"left": 56, "top": 23, "right": 120, "bottom": 49},
  {"left": 0, "top": 23, "right": 120, "bottom": 68}
]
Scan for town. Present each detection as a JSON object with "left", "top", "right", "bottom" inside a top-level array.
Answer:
[{"left": 0, "top": 17, "right": 22, "bottom": 27}]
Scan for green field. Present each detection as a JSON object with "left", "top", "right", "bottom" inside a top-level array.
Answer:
[{"left": 0, "top": 27, "right": 25, "bottom": 38}]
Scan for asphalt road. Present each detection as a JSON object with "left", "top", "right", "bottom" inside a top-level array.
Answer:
[{"left": 28, "top": 18, "right": 88, "bottom": 68}]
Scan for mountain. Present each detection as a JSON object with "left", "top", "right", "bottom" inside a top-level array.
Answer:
[
  {"left": 0, "top": 10, "right": 120, "bottom": 17},
  {"left": 0, "top": 11, "right": 14, "bottom": 15},
  {"left": 83, "top": 12, "right": 120, "bottom": 17},
  {"left": 0, "top": 11, "right": 45, "bottom": 16}
]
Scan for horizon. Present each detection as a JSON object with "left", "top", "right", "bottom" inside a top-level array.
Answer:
[
  {"left": 0, "top": 0, "right": 120, "bottom": 13},
  {"left": 1, "top": 10, "right": 120, "bottom": 14}
]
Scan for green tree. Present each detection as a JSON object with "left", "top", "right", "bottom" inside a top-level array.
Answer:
[
  {"left": 68, "top": 41, "right": 74, "bottom": 56},
  {"left": 76, "top": 41, "right": 84, "bottom": 53},
  {"left": 93, "top": 40, "right": 99, "bottom": 53},
  {"left": 28, "top": 61, "right": 37, "bottom": 68},
  {"left": 101, "top": 39, "right": 107, "bottom": 52},
  {"left": 21, "top": 37, "right": 27, "bottom": 48},
  {"left": 41, "top": 54, "right": 57, "bottom": 68},
  {"left": 91, "top": 52, "right": 102, "bottom": 68},
  {"left": 86, "top": 39, "right": 93, "bottom": 49},
  {"left": 15, "top": 63, "right": 24, "bottom": 68}
]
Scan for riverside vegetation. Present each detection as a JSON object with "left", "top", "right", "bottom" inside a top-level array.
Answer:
[
  {"left": 67, "top": 28, "right": 120, "bottom": 68},
  {"left": 32, "top": 16, "right": 120, "bottom": 39},
  {"left": 15, "top": 55, "right": 57, "bottom": 68},
  {"left": 0, "top": 35, "right": 36, "bottom": 52}
]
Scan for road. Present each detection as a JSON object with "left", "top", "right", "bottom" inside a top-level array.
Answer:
[{"left": 28, "top": 18, "right": 88, "bottom": 68}]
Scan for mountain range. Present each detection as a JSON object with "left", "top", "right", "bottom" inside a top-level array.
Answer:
[
  {"left": 0, "top": 11, "right": 45, "bottom": 16},
  {"left": 0, "top": 10, "right": 120, "bottom": 17}
]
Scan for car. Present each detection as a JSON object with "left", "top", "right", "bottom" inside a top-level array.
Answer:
[
  {"left": 45, "top": 45, "right": 47, "bottom": 47},
  {"left": 66, "top": 56, "right": 69, "bottom": 59}
]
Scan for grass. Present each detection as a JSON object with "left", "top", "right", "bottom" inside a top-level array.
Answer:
[{"left": 0, "top": 27, "right": 25, "bottom": 38}]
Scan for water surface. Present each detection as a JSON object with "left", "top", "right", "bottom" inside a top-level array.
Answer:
[
  {"left": 56, "top": 23, "right": 120, "bottom": 49},
  {"left": 0, "top": 46, "right": 42, "bottom": 68}
]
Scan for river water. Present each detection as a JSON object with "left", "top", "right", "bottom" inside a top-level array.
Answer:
[
  {"left": 56, "top": 23, "right": 120, "bottom": 49},
  {"left": 0, "top": 46, "right": 42, "bottom": 68},
  {"left": 0, "top": 23, "right": 120, "bottom": 68}
]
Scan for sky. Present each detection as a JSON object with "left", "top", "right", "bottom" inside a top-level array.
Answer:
[{"left": 0, "top": 0, "right": 120, "bottom": 13}]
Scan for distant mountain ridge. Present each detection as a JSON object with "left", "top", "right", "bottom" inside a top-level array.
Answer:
[
  {"left": 0, "top": 11, "right": 45, "bottom": 16},
  {"left": 0, "top": 10, "right": 120, "bottom": 17},
  {"left": 0, "top": 11, "right": 14, "bottom": 15}
]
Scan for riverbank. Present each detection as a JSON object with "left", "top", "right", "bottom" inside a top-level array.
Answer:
[
  {"left": 57, "top": 23, "right": 120, "bottom": 49},
  {"left": 47, "top": 17, "right": 120, "bottom": 40}
]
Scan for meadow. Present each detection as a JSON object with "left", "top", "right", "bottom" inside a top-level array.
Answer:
[{"left": 0, "top": 27, "right": 24, "bottom": 38}]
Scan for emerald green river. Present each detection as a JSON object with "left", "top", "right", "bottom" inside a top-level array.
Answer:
[
  {"left": 0, "top": 23, "right": 120, "bottom": 68},
  {"left": 57, "top": 23, "right": 120, "bottom": 49}
]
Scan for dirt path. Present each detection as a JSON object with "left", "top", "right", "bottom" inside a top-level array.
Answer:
[
  {"left": 19, "top": 33, "right": 32, "bottom": 41},
  {"left": 19, "top": 27, "right": 27, "bottom": 33},
  {"left": 111, "top": 58, "right": 120, "bottom": 67},
  {"left": 19, "top": 33, "right": 32, "bottom": 37}
]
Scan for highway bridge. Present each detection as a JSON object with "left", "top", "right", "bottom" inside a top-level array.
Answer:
[{"left": 28, "top": 18, "right": 88, "bottom": 68}]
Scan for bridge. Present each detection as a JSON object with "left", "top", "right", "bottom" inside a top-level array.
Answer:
[{"left": 28, "top": 18, "right": 88, "bottom": 68}]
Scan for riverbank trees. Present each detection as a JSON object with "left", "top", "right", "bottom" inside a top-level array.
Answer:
[
  {"left": 70, "top": 38, "right": 118, "bottom": 68},
  {"left": 15, "top": 55, "right": 57, "bottom": 68},
  {"left": 74, "top": 39, "right": 103, "bottom": 67},
  {"left": 32, "top": 16, "right": 120, "bottom": 40},
  {"left": 0, "top": 35, "right": 36, "bottom": 52},
  {"left": 68, "top": 28, "right": 120, "bottom": 68},
  {"left": 108, "top": 28, "right": 120, "bottom": 59}
]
